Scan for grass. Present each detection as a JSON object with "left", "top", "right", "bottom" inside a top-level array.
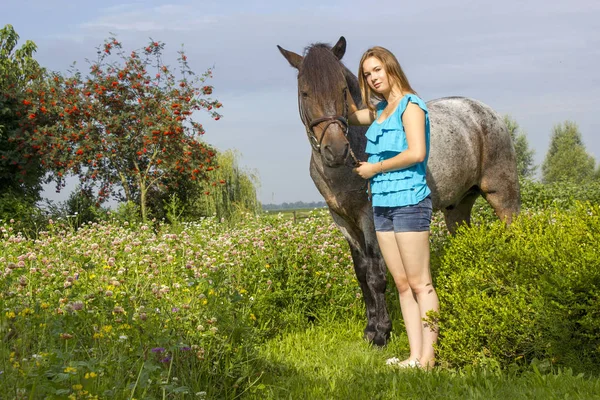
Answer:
[{"left": 252, "top": 316, "right": 600, "bottom": 400}]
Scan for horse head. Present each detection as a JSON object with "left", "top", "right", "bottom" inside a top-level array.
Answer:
[{"left": 278, "top": 37, "right": 354, "bottom": 168}]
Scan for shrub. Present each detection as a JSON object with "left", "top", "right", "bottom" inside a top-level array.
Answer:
[
  {"left": 434, "top": 202, "right": 600, "bottom": 372},
  {"left": 520, "top": 179, "right": 600, "bottom": 210},
  {"left": 0, "top": 192, "right": 47, "bottom": 238}
]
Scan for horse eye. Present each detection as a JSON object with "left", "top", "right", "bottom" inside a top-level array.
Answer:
[{"left": 301, "top": 91, "right": 309, "bottom": 98}]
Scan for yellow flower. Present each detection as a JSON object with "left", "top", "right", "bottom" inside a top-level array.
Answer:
[
  {"left": 208, "top": 289, "right": 215, "bottom": 296},
  {"left": 250, "top": 313, "right": 256, "bottom": 321},
  {"left": 39, "top": 323, "right": 47, "bottom": 328},
  {"left": 201, "top": 299, "right": 208, "bottom": 305},
  {"left": 5, "top": 311, "right": 15, "bottom": 319},
  {"left": 72, "top": 384, "right": 83, "bottom": 390},
  {"left": 85, "top": 371, "right": 98, "bottom": 379},
  {"left": 239, "top": 288, "right": 247, "bottom": 294},
  {"left": 93, "top": 333, "right": 104, "bottom": 339},
  {"left": 41, "top": 303, "right": 49, "bottom": 309},
  {"left": 102, "top": 325, "right": 113, "bottom": 333},
  {"left": 20, "top": 308, "right": 33, "bottom": 316},
  {"left": 265, "top": 264, "right": 270, "bottom": 268},
  {"left": 64, "top": 366, "right": 77, "bottom": 374}
]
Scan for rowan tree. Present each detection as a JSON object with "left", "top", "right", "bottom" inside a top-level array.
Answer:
[{"left": 18, "top": 37, "right": 223, "bottom": 220}]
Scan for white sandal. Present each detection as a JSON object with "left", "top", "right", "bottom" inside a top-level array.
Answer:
[{"left": 385, "top": 357, "right": 421, "bottom": 368}]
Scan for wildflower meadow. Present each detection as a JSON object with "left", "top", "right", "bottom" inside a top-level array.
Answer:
[
  {"left": 0, "top": 210, "right": 365, "bottom": 398},
  {"left": 2, "top": 200, "right": 600, "bottom": 399}
]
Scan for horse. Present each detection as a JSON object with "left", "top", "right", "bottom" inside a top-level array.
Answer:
[{"left": 277, "top": 36, "right": 520, "bottom": 346}]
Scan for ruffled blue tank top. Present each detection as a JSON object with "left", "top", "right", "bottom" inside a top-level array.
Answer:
[{"left": 365, "top": 94, "right": 431, "bottom": 207}]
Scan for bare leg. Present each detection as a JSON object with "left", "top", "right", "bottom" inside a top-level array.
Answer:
[
  {"left": 443, "top": 191, "right": 479, "bottom": 234},
  {"left": 395, "top": 231, "right": 439, "bottom": 369},
  {"left": 376, "top": 231, "right": 422, "bottom": 363}
]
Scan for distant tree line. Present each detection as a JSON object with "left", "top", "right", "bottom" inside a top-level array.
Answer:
[{"left": 262, "top": 201, "right": 326, "bottom": 211}]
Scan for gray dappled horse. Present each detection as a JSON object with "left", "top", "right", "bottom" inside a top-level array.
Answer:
[{"left": 278, "top": 37, "right": 520, "bottom": 346}]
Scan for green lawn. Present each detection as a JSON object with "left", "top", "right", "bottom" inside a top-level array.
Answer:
[{"left": 252, "top": 317, "right": 600, "bottom": 400}]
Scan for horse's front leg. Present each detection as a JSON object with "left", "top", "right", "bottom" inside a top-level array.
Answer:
[
  {"left": 330, "top": 209, "right": 391, "bottom": 346},
  {"left": 358, "top": 208, "right": 392, "bottom": 346}
]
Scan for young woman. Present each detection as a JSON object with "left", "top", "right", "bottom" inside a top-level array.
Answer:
[{"left": 347, "top": 46, "right": 439, "bottom": 369}]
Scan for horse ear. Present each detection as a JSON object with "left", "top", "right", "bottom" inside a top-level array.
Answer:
[
  {"left": 277, "top": 45, "right": 303, "bottom": 70},
  {"left": 332, "top": 36, "right": 346, "bottom": 60}
]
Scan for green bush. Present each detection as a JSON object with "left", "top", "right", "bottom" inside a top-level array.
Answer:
[
  {"left": 454, "top": 180, "right": 600, "bottom": 231},
  {"left": 0, "top": 192, "right": 47, "bottom": 238},
  {"left": 520, "top": 179, "right": 600, "bottom": 210},
  {"left": 434, "top": 202, "right": 600, "bottom": 372}
]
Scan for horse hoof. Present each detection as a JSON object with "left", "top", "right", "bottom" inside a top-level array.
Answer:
[
  {"left": 364, "top": 331, "right": 388, "bottom": 347},
  {"left": 371, "top": 332, "right": 388, "bottom": 347}
]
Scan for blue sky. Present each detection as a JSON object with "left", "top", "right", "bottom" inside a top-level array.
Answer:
[{"left": 3, "top": 0, "right": 599, "bottom": 204}]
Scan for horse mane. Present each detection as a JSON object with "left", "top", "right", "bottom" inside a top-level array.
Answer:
[{"left": 300, "top": 43, "right": 345, "bottom": 98}]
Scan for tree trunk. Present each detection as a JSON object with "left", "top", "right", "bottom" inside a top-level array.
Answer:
[{"left": 140, "top": 183, "right": 147, "bottom": 222}]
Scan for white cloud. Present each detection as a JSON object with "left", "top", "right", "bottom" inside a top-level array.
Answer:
[{"left": 80, "top": 4, "right": 219, "bottom": 32}]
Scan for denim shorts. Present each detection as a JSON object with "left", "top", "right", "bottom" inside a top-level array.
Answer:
[{"left": 373, "top": 196, "right": 433, "bottom": 232}]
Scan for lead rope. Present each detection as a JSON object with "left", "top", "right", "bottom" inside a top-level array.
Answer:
[{"left": 343, "top": 92, "right": 371, "bottom": 202}]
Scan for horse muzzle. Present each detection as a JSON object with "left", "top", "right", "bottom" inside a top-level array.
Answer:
[{"left": 321, "top": 140, "right": 350, "bottom": 167}]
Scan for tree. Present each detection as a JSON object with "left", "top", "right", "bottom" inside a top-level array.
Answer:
[
  {"left": 17, "top": 37, "right": 223, "bottom": 220},
  {"left": 541, "top": 121, "right": 595, "bottom": 184},
  {"left": 0, "top": 24, "right": 46, "bottom": 202},
  {"left": 503, "top": 115, "right": 536, "bottom": 180},
  {"left": 191, "top": 150, "right": 260, "bottom": 220}
]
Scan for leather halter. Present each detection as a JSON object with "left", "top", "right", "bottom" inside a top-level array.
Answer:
[
  {"left": 298, "top": 86, "right": 370, "bottom": 199},
  {"left": 298, "top": 87, "right": 359, "bottom": 166}
]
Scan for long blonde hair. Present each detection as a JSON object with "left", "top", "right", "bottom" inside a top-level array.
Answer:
[{"left": 358, "top": 46, "right": 416, "bottom": 114}]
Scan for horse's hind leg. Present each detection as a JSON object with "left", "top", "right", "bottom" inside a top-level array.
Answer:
[
  {"left": 443, "top": 190, "right": 480, "bottom": 234},
  {"left": 480, "top": 171, "right": 521, "bottom": 225}
]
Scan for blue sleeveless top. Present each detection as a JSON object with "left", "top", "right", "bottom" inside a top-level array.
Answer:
[{"left": 365, "top": 94, "right": 431, "bottom": 207}]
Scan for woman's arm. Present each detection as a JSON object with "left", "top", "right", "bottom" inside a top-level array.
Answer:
[
  {"left": 354, "top": 103, "right": 426, "bottom": 179},
  {"left": 346, "top": 90, "right": 375, "bottom": 126}
]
